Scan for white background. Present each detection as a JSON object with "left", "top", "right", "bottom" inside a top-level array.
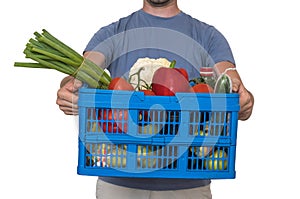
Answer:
[{"left": 1, "top": 0, "right": 299, "bottom": 198}]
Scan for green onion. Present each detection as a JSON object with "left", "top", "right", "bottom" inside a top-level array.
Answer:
[{"left": 14, "top": 29, "right": 111, "bottom": 88}]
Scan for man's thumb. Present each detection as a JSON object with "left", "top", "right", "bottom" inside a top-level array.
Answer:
[
  {"left": 231, "top": 78, "right": 240, "bottom": 93},
  {"left": 74, "top": 79, "right": 83, "bottom": 90}
]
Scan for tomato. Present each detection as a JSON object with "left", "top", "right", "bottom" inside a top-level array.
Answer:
[
  {"left": 139, "top": 89, "right": 155, "bottom": 122},
  {"left": 190, "top": 83, "right": 214, "bottom": 93},
  {"left": 98, "top": 109, "right": 128, "bottom": 133},
  {"left": 140, "top": 89, "right": 156, "bottom": 96},
  {"left": 108, "top": 77, "right": 134, "bottom": 90}
]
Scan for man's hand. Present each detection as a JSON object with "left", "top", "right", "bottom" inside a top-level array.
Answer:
[
  {"left": 56, "top": 76, "right": 82, "bottom": 115},
  {"left": 56, "top": 52, "right": 105, "bottom": 115},
  {"left": 231, "top": 78, "right": 254, "bottom": 120},
  {"left": 215, "top": 61, "right": 254, "bottom": 121}
]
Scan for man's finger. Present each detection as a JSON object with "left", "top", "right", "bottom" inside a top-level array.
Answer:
[
  {"left": 57, "top": 88, "right": 79, "bottom": 103},
  {"left": 238, "top": 87, "right": 254, "bottom": 120},
  {"left": 59, "top": 105, "right": 79, "bottom": 115},
  {"left": 57, "top": 97, "right": 78, "bottom": 108}
]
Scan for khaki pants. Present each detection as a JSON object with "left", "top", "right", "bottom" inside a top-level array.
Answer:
[{"left": 96, "top": 179, "right": 212, "bottom": 199}]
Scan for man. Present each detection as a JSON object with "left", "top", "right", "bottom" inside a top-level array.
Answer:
[{"left": 57, "top": 0, "right": 254, "bottom": 198}]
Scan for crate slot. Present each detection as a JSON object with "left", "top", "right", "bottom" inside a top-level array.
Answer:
[
  {"left": 137, "top": 145, "right": 178, "bottom": 170},
  {"left": 189, "top": 111, "right": 232, "bottom": 137},
  {"left": 188, "top": 146, "right": 229, "bottom": 171},
  {"left": 86, "top": 108, "right": 129, "bottom": 134},
  {"left": 137, "top": 110, "right": 180, "bottom": 136}
]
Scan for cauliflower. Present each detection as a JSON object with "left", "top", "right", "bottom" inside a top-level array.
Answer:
[{"left": 128, "top": 57, "right": 171, "bottom": 90}]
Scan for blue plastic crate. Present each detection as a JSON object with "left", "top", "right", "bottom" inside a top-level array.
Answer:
[{"left": 77, "top": 88, "right": 240, "bottom": 179}]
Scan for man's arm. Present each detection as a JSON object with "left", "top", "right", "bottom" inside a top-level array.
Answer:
[{"left": 83, "top": 51, "right": 106, "bottom": 69}]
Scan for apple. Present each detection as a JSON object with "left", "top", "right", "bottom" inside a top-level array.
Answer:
[{"left": 205, "top": 149, "right": 228, "bottom": 170}]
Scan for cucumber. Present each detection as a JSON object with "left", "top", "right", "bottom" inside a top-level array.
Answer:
[{"left": 214, "top": 73, "right": 232, "bottom": 93}]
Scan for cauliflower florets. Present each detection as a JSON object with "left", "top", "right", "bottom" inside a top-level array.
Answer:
[{"left": 128, "top": 57, "right": 171, "bottom": 90}]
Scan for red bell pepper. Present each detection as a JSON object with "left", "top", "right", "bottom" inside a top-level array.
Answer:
[
  {"left": 98, "top": 109, "right": 128, "bottom": 133},
  {"left": 151, "top": 60, "right": 190, "bottom": 96}
]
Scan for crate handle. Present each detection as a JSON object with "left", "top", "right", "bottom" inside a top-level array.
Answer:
[{"left": 151, "top": 137, "right": 165, "bottom": 145}]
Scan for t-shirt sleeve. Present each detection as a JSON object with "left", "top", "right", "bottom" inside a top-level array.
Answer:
[
  {"left": 84, "top": 25, "right": 115, "bottom": 67},
  {"left": 206, "top": 27, "right": 235, "bottom": 66}
]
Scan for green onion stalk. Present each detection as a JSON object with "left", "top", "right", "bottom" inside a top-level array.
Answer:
[{"left": 14, "top": 29, "right": 111, "bottom": 88}]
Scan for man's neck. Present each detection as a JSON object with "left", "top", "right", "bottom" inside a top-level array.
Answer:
[{"left": 142, "top": 1, "right": 180, "bottom": 18}]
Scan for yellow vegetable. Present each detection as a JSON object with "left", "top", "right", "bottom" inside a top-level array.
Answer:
[
  {"left": 205, "top": 149, "right": 228, "bottom": 170},
  {"left": 137, "top": 145, "right": 157, "bottom": 168},
  {"left": 139, "top": 124, "right": 160, "bottom": 134}
]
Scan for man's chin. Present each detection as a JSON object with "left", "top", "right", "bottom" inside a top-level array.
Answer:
[{"left": 146, "top": 0, "right": 171, "bottom": 7}]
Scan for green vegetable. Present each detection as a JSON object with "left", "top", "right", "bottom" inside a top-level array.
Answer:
[
  {"left": 14, "top": 29, "right": 111, "bottom": 88},
  {"left": 214, "top": 73, "right": 232, "bottom": 93},
  {"left": 169, "top": 60, "right": 176, "bottom": 68}
]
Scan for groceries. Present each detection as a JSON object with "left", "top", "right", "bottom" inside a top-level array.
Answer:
[
  {"left": 85, "top": 143, "right": 228, "bottom": 171},
  {"left": 79, "top": 87, "right": 239, "bottom": 179}
]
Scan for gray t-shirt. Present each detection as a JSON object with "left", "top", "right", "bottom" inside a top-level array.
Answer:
[
  {"left": 84, "top": 9, "right": 235, "bottom": 190},
  {"left": 84, "top": 9, "right": 235, "bottom": 79}
]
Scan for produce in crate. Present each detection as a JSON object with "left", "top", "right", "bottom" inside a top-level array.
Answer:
[
  {"left": 105, "top": 145, "right": 127, "bottom": 168},
  {"left": 191, "top": 130, "right": 213, "bottom": 157},
  {"left": 139, "top": 89, "right": 156, "bottom": 96},
  {"left": 169, "top": 60, "right": 189, "bottom": 81},
  {"left": 209, "top": 73, "right": 232, "bottom": 136},
  {"left": 14, "top": 29, "right": 111, "bottom": 89},
  {"left": 137, "top": 145, "right": 157, "bottom": 168},
  {"left": 138, "top": 89, "right": 156, "bottom": 123},
  {"left": 190, "top": 83, "right": 214, "bottom": 93},
  {"left": 138, "top": 123, "right": 160, "bottom": 134},
  {"left": 98, "top": 109, "right": 128, "bottom": 133},
  {"left": 214, "top": 73, "right": 232, "bottom": 93},
  {"left": 92, "top": 144, "right": 127, "bottom": 168},
  {"left": 151, "top": 60, "right": 190, "bottom": 96},
  {"left": 205, "top": 149, "right": 228, "bottom": 170},
  {"left": 108, "top": 77, "right": 135, "bottom": 91},
  {"left": 90, "top": 121, "right": 98, "bottom": 132},
  {"left": 192, "top": 146, "right": 213, "bottom": 158},
  {"left": 190, "top": 67, "right": 216, "bottom": 89},
  {"left": 128, "top": 57, "right": 171, "bottom": 90},
  {"left": 78, "top": 85, "right": 239, "bottom": 178}
]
